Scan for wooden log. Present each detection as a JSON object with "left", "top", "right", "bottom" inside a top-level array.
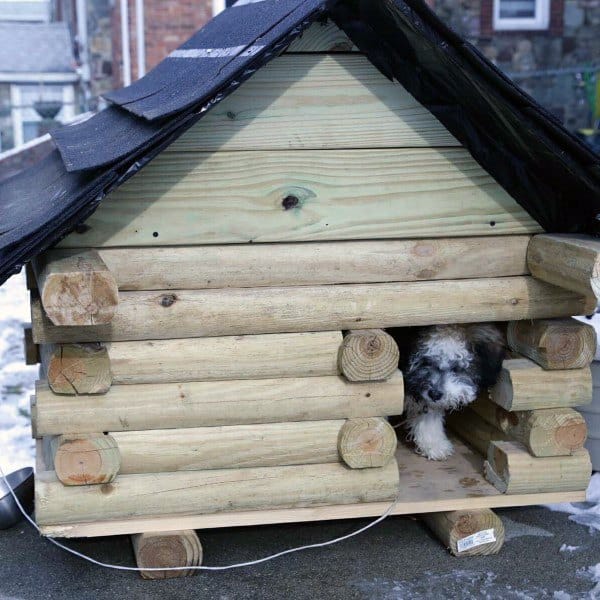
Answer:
[
  {"left": 339, "top": 330, "right": 399, "bottom": 382},
  {"left": 35, "top": 460, "right": 400, "bottom": 525},
  {"left": 23, "top": 325, "right": 39, "bottom": 365},
  {"left": 40, "top": 332, "right": 341, "bottom": 388},
  {"left": 421, "top": 509, "right": 505, "bottom": 556},
  {"left": 62, "top": 236, "right": 532, "bottom": 291},
  {"left": 471, "top": 396, "right": 588, "bottom": 457},
  {"left": 30, "top": 277, "right": 595, "bottom": 343},
  {"left": 113, "top": 421, "right": 344, "bottom": 473},
  {"left": 286, "top": 21, "right": 358, "bottom": 52},
  {"left": 52, "top": 433, "right": 121, "bottom": 486},
  {"left": 507, "top": 319, "right": 596, "bottom": 370},
  {"left": 338, "top": 418, "right": 397, "bottom": 468},
  {"left": 528, "top": 234, "right": 600, "bottom": 300},
  {"left": 58, "top": 148, "right": 540, "bottom": 249},
  {"left": 446, "top": 409, "right": 509, "bottom": 456},
  {"left": 484, "top": 440, "right": 591, "bottom": 494},
  {"left": 490, "top": 358, "right": 592, "bottom": 411},
  {"left": 31, "top": 250, "right": 118, "bottom": 326},
  {"left": 132, "top": 530, "right": 202, "bottom": 579},
  {"left": 33, "top": 371, "right": 404, "bottom": 435},
  {"left": 42, "top": 343, "right": 112, "bottom": 394}
]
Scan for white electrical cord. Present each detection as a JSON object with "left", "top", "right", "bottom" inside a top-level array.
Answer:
[{"left": 0, "top": 463, "right": 401, "bottom": 573}]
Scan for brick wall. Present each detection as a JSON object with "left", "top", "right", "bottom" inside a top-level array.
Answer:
[{"left": 112, "top": 0, "right": 213, "bottom": 87}]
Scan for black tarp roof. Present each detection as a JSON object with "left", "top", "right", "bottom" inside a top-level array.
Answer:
[{"left": 1, "top": 0, "right": 599, "bottom": 286}]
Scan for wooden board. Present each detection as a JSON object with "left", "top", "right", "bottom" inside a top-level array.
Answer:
[
  {"left": 31, "top": 277, "right": 594, "bottom": 343},
  {"left": 286, "top": 21, "right": 358, "bottom": 52},
  {"left": 167, "top": 55, "right": 455, "bottom": 152},
  {"left": 63, "top": 237, "right": 532, "bottom": 290},
  {"left": 58, "top": 149, "right": 541, "bottom": 248},
  {"left": 33, "top": 372, "right": 404, "bottom": 435},
  {"left": 37, "top": 437, "right": 587, "bottom": 538}
]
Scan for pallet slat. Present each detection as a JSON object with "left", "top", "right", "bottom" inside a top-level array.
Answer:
[
  {"left": 58, "top": 149, "right": 541, "bottom": 249},
  {"left": 31, "top": 277, "right": 594, "bottom": 343},
  {"left": 32, "top": 372, "right": 404, "bottom": 435},
  {"left": 35, "top": 460, "right": 400, "bottom": 526},
  {"left": 41, "top": 331, "right": 342, "bottom": 389},
  {"left": 55, "top": 237, "right": 532, "bottom": 291}
]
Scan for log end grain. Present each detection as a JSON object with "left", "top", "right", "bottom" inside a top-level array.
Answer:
[
  {"left": 339, "top": 329, "right": 399, "bottom": 381},
  {"left": 46, "top": 343, "right": 112, "bottom": 395},
  {"left": 132, "top": 530, "right": 203, "bottom": 579},
  {"left": 338, "top": 417, "right": 397, "bottom": 468},
  {"left": 53, "top": 434, "right": 121, "bottom": 486}
]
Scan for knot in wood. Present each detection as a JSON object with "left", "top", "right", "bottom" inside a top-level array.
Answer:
[
  {"left": 282, "top": 195, "right": 299, "bottom": 210},
  {"left": 160, "top": 294, "right": 177, "bottom": 307}
]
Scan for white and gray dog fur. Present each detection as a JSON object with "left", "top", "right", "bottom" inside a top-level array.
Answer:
[{"left": 397, "top": 324, "right": 506, "bottom": 460}]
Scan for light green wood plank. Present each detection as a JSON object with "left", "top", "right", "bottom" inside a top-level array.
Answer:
[
  {"left": 286, "top": 21, "right": 358, "bottom": 52},
  {"left": 60, "top": 148, "right": 541, "bottom": 248},
  {"left": 168, "top": 54, "right": 459, "bottom": 152}
]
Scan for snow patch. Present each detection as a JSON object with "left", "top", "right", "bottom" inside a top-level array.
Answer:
[
  {"left": 0, "top": 271, "right": 37, "bottom": 473},
  {"left": 545, "top": 474, "right": 600, "bottom": 532},
  {"left": 502, "top": 516, "right": 554, "bottom": 541},
  {"left": 559, "top": 544, "right": 580, "bottom": 553}
]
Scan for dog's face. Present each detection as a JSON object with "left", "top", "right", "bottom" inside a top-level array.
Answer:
[{"left": 403, "top": 325, "right": 505, "bottom": 411}]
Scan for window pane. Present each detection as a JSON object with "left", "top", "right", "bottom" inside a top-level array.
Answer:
[{"left": 499, "top": 0, "right": 536, "bottom": 18}]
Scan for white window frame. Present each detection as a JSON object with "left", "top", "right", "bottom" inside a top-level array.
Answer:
[
  {"left": 493, "top": 0, "right": 550, "bottom": 30},
  {"left": 212, "top": 0, "right": 226, "bottom": 15}
]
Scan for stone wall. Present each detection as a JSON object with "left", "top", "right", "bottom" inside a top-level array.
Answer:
[{"left": 432, "top": 0, "right": 600, "bottom": 130}]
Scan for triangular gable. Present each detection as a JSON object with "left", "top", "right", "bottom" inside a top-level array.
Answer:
[{"left": 0, "top": 0, "right": 598, "bottom": 286}]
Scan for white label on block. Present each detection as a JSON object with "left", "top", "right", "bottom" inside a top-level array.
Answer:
[{"left": 456, "top": 529, "right": 496, "bottom": 553}]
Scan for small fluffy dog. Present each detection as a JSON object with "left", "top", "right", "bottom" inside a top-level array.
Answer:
[{"left": 398, "top": 324, "right": 505, "bottom": 460}]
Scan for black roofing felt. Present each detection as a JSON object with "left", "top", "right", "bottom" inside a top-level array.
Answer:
[{"left": 1, "top": 0, "right": 599, "bottom": 286}]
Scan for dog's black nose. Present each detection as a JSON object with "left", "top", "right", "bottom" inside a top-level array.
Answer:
[{"left": 429, "top": 390, "right": 443, "bottom": 402}]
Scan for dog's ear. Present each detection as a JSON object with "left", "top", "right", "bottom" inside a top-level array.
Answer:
[
  {"left": 473, "top": 340, "right": 505, "bottom": 388},
  {"left": 468, "top": 325, "right": 506, "bottom": 388}
]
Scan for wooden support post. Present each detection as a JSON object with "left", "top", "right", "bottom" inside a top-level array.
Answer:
[
  {"left": 484, "top": 441, "right": 591, "bottom": 494},
  {"left": 32, "top": 249, "right": 119, "bottom": 326},
  {"left": 490, "top": 358, "right": 592, "bottom": 411},
  {"left": 131, "top": 530, "right": 202, "bottom": 579},
  {"left": 35, "top": 460, "right": 400, "bottom": 525},
  {"left": 337, "top": 418, "right": 397, "bottom": 468},
  {"left": 446, "top": 409, "right": 508, "bottom": 456},
  {"left": 507, "top": 319, "right": 596, "bottom": 370},
  {"left": 42, "top": 344, "right": 112, "bottom": 395},
  {"left": 471, "top": 396, "right": 587, "bottom": 457},
  {"left": 339, "top": 329, "right": 399, "bottom": 381},
  {"left": 33, "top": 372, "right": 404, "bottom": 435},
  {"left": 23, "top": 325, "right": 39, "bottom": 365},
  {"left": 527, "top": 234, "right": 600, "bottom": 300},
  {"left": 31, "top": 277, "right": 595, "bottom": 343},
  {"left": 52, "top": 434, "right": 121, "bottom": 486},
  {"left": 421, "top": 509, "right": 505, "bottom": 556}
]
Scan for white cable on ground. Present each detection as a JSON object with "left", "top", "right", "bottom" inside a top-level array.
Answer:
[{"left": 0, "top": 462, "right": 401, "bottom": 573}]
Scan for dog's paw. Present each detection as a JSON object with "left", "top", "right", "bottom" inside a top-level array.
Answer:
[{"left": 417, "top": 437, "right": 455, "bottom": 461}]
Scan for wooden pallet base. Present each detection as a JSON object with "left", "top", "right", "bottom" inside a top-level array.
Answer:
[{"left": 37, "top": 437, "right": 586, "bottom": 538}]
